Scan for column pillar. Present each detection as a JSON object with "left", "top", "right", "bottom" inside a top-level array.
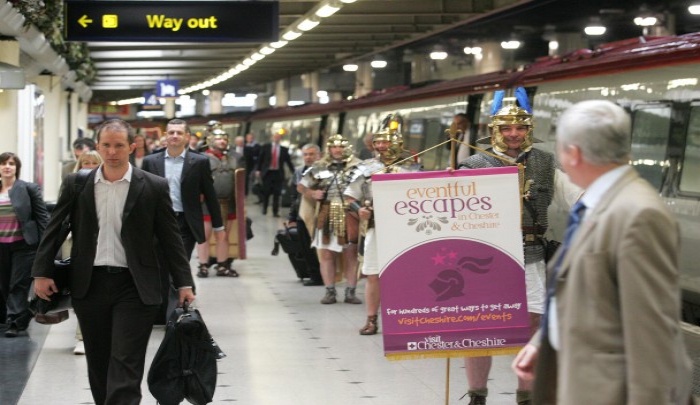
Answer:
[
  {"left": 355, "top": 62, "right": 373, "bottom": 98},
  {"left": 411, "top": 54, "right": 431, "bottom": 83},
  {"left": 194, "top": 92, "right": 207, "bottom": 115},
  {"left": 255, "top": 96, "right": 271, "bottom": 110},
  {"left": 164, "top": 98, "right": 176, "bottom": 119},
  {"left": 275, "top": 79, "right": 289, "bottom": 107},
  {"left": 33, "top": 75, "right": 65, "bottom": 199},
  {"left": 0, "top": 40, "right": 20, "bottom": 155},
  {"left": 209, "top": 90, "right": 223, "bottom": 114},
  {"left": 551, "top": 33, "right": 588, "bottom": 56},
  {"left": 474, "top": 41, "right": 503, "bottom": 74},
  {"left": 302, "top": 72, "right": 320, "bottom": 103}
]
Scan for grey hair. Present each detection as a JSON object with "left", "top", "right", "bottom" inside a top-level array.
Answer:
[
  {"left": 301, "top": 143, "right": 321, "bottom": 153},
  {"left": 556, "top": 100, "right": 630, "bottom": 165}
]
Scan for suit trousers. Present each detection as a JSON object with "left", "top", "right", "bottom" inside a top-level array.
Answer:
[
  {"left": 262, "top": 170, "right": 284, "bottom": 215},
  {"left": 73, "top": 269, "right": 160, "bottom": 405},
  {"left": 0, "top": 240, "right": 35, "bottom": 329}
]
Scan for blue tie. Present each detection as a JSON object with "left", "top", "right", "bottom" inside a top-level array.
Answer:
[{"left": 540, "top": 200, "right": 587, "bottom": 339}]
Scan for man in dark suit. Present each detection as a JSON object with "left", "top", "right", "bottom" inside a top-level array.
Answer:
[
  {"left": 255, "top": 132, "right": 294, "bottom": 217},
  {"left": 245, "top": 133, "right": 260, "bottom": 197},
  {"left": 142, "top": 119, "right": 224, "bottom": 258},
  {"left": 32, "top": 119, "right": 195, "bottom": 405}
]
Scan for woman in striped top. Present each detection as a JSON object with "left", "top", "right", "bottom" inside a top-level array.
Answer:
[{"left": 0, "top": 152, "right": 49, "bottom": 337}]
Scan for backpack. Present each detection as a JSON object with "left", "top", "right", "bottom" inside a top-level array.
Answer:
[{"left": 148, "top": 303, "right": 225, "bottom": 405}]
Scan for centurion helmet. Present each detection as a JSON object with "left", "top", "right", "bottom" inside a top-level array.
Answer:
[
  {"left": 325, "top": 134, "right": 354, "bottom": 162},
  {"left": 372, "top": 113, "right": 405, "bottom": 162},
  {"left": 479, "top": 87, "right": 542, "bottom": 153}
]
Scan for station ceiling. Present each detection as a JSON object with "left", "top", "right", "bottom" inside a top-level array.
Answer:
[{"left": 87, "top": 0, "right": 700, "bottom": 103}]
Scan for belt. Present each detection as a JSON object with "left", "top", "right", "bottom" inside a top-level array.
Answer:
[{"left": 94, "top": 265, "right": 129, "bottom": 274}]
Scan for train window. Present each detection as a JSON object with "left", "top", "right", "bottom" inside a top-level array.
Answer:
[
  {"left": 679, "top": 106, "right": 700, "bottom": 194},
  {"left": 630, "top": 104, "right": 672, "bottom": 190}
]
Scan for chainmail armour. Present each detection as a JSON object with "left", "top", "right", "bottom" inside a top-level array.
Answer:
[{"left": 459, "top": 148, "right": 554, "bottom": 264}]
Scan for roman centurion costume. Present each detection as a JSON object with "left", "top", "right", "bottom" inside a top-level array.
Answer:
[
  {"left": 300, "top": 134, "right": 362, "bottom": 250},
  {"left": 459, "top": 103, "right": 554, "bottom": 265},
  {"left": 344, "top": 114, "right": 421, "bottom": 335}
]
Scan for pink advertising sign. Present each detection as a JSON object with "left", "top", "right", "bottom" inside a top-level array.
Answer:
[{"left": 372, "top": 167, "right": 529, "bottom": 360}]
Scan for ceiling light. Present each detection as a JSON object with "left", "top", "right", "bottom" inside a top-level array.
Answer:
[
  {"left": 634, "top": 16, "right": 658, "bottom": 26},
  {"left": 251, "top": 52, "right": 265, "bottom": 61},
  {"left": 463, "top": 46, "right": 482, "bottom": 55},
  {"left": 297, "top": 18, "right": 320, "bottom": 32},
  {"left": 260, "top": 46, "right": 275, "bottom": 55},
  {"left": 584, "top": 25, "right": 606, "bottom": 35},
  {"left": 584, "top": 17, "right": 606, "bottom": 36},
  {"left": 270, "top": 40, "right": 288, "bottom": 48},
  {"left": 343, "top": 64, "right": 358, "bottom": 72},
  {"left": 429, "top": 51, "right": 448, "bottom": 60},
  {"left": 202, "top": 90, "right": 210, "bottom": 96},
  {"left": 317, "top": 90, "right": 328, "bottom": 98},
  {"left": 282, "top": 30, "right": 302, "bottom": 41},
  {"left": 689, "top": 5, "right": 700, "bottom": 14},
  {"left": 370, "top": 60, "right": 387, "bottom": 68},
  {"left": 316, "top": 4, "right": 340, "bottom": 18},
  {"left": 548, "top": 41, "right": 559, "bottom": 51},
  {"left": 500, "top": 40, "right": 521, "bottom": 50},
  {"left": 242, "top": 58, "right": 255, "bottom": 66},
  {"left": 340, "top": 0, "right": 356, "bottom": 3}
]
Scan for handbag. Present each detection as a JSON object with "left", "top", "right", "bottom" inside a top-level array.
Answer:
[{"left": 28, "top": 170, "right": 90, "bottom": 324}]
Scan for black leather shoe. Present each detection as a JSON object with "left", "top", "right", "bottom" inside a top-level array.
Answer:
[
  {"left": 5, "top": 325, "right": 19, "bottom": 338},
  {"left": 303, "top": 279, "right": 324, "bottom": 286}
]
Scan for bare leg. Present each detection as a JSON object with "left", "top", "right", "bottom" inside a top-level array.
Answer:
[
  {"left": 197, "top": 221, "right": 213, "bottom": 265},
  {"left": 465, "top": 356, "right": 492, "bottom": 392},
  {"left": 319, "top": 249, "right": 336, "bottom": 287},
  {"left": 365, "top": 275, "right": 380, "bottom": 316},
  {"left": 343, "top": 244, "right": 358, "bottom": 288},
  {"left": 215, "top": 219, "right": 233, "bottom": 263}
]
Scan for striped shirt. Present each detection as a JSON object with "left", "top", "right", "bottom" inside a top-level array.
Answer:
[{"left": 0, "top": 192, "right": 23, "bottom": 243}]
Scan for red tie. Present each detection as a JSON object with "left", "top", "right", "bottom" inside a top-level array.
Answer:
[{"left": 271, "top": 144, "right": 278, "bottom": 170}]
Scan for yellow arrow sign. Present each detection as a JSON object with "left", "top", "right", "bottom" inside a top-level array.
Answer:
[{"left": 78, "top": 15, "right": 93, "bottom": 28}]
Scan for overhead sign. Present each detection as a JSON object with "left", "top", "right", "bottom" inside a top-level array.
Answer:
[
  {"left": 155, "top": 80, "right": 179, "bottom": 98},
  {"left": 65, "top": 0, "right": 279, "bottom": 42}
]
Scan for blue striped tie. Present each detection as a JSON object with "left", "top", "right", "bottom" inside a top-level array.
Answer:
[{"left": 540, "top": 200, "right": 587, "bottom": 339}]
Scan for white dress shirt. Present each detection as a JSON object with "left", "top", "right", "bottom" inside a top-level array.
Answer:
[
  {"left": 93, "top": 164, "right": 132, "bottom": 267},
  {"left": 164, "top": 149, "right": 186, "bottom": 212}
]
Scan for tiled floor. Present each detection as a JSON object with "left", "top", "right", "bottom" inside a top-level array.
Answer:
[{"left": 16, "top": 201, "right": 524, "bottom": 405}]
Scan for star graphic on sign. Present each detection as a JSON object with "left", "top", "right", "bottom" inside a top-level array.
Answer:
[
  {"left": 431, "top": 253, "right": 446, "bottom": 265},
  {"left": 447, "top": 251, "right": 457, "bottom": 260}
]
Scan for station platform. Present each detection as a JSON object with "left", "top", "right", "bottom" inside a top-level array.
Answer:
[{"left": 6, "top": 198, "right": 537, "bottom": 405}]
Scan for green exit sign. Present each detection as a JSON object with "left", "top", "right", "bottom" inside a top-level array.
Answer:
[{"left": 65, "top": 0, "right": 279, "bottom": 42}]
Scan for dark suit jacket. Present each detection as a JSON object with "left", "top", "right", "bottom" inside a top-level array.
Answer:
[
  {"left": 31, "top": 168, "right": 194, "bottom": 305},
  {"left": 141, "top": 149, "right": 223, "bottom": 243},
  {"left": 244, "top": 143, "right": 260, "bottom": 172},
  {"left": 8, "top": 179, "right": 50, "bottom": 247},
  {"left": 256, "top": 143, "right": 294, "bottom": 179}
]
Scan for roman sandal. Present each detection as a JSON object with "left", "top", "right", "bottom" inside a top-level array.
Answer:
[{"left": 196, "top": 263, "right": 209, "bottom": 278}]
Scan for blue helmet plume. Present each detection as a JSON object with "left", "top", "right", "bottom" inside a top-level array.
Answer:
[
  {"left": 515, "top": 87, "right": 532, "bottom": 113},
  {"left": 490, "top": 90, "right": 505, "bottom": 115}
]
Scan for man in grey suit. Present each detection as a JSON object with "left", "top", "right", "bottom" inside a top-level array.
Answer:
[
  {"left": 32, "top": 119, "right": 195, "bottom": 405},
  {"left": 512, "top": 100, "right": 692, "bottom": 404}
]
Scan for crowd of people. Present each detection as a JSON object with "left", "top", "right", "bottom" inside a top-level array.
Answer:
[{"left": 0, "top": 95, "right": 693, "bottom": 405}]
